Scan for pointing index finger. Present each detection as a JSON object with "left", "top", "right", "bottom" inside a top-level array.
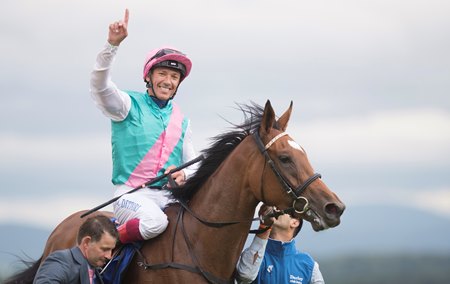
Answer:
[{"left": 124, "top": 9, "right": 129, "bottom": 25}]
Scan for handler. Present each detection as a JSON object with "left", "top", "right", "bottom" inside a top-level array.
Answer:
[{"left": 236, "top": 206, "right": 325, "bottom": 283}]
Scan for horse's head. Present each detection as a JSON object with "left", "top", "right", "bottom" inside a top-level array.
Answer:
[{"left": 252, "top": 100, "right": 345, "bottom": 231}]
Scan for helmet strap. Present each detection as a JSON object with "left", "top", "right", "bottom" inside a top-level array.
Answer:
[{"left": 145, "top": 74, "right": 180, "bottom": 105}]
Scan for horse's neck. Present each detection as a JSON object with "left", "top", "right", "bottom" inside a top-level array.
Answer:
[
  {"left": 190, "top": 141, "right": 259, "bottom": 221},
  {"left": 186, "top": 141, "right": 260, "bottom": 277}
]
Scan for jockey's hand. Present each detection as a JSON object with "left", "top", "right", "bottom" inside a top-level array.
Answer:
[
  {"left": 258, "top": 205, "right": 277, "bottom": 227},
  {"left": 108, "top": 9, "right": 129, "bottom": 46},
  {"left": 165, "top": 165, "right": 186, "bottom": 187}
]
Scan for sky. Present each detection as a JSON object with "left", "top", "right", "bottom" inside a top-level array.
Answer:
[{"left": 0, "top": 0, "right": 449, "bottom": 231}]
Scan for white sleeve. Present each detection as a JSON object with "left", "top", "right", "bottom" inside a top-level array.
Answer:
[
  {"left": 310, "top": 261, "right": 325, "bottom": 284},
  {"left": 90, "top": 42, "right": 131, "bottom": 122},
  {"left": 182, "top": 120, "right": 199, "bottom": 179},
  {"left": 235, "top": 236, "right": 268, "bottom": 284}
]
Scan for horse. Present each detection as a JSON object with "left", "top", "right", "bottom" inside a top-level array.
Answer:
[{"left": 6, "top": 100, "right": 345, "bottom": 284}]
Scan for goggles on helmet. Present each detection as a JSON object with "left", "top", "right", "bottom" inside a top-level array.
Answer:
[
  {"left": 149, "top": 48, "right": 186, "bottom": 61},
  {"left": 153, "top": 60, "right": 187, "bottom": 78},
  {"left": 145, "top": 49, "right": 187, "bottom": 78},
  {"left": 143, "top": 47, "right": 192, "bottom": 83}
]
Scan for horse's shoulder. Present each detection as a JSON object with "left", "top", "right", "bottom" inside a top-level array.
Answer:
[
  {"left": 140, "top": 203, "right": 182, "bottom": 251},
  {"left": 164, "top": 203, "right": 182, "bottom": 218}
]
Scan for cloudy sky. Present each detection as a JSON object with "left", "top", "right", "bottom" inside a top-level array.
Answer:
[{"left": 1, "top": 0, "right": 449, "bottom": 230}]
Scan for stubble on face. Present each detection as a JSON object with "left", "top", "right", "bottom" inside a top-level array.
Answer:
[
  {"left": 147, "top": 67, "right": 181, "bottom": 101},
  {"left": 86, "top": 233, "right": 117, "bottom": 267}
]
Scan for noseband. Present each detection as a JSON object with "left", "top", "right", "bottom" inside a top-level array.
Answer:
[{"left": 253, "top": 131, "right": 321, "bottom": 214}]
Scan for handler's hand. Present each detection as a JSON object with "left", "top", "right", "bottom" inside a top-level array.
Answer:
[
  {"left": 165, "top": 165, "right": 186, "bottom": 187},
  {"left": 108, "top": 9, "right": 129, "bottom": 46},
  {"left": 259, "top": 205, "right": 277, "bottom": 227}
]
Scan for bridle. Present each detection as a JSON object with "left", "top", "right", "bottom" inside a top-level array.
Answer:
[
  {"left": 253, "top": 131, "right": 322, "bottom": 214},
  {"left": 134, "top": 130, "right": 322, "bottom": 284}
]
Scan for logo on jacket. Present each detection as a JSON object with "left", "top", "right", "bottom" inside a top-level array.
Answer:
[
  {"left": 266, "top": 265, "right": 273, "bottom": 273},
  {"left": 289, "top": 274, "right": 303, "bottom": 284}
]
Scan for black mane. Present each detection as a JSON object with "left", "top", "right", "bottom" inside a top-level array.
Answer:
[{"left": 171, "top": 102, "right": 277, "bottom": 201}]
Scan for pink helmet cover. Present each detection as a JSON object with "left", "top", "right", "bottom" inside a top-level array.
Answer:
[{"left": 143, "top": 46, "right": 192, "bottom": 82}]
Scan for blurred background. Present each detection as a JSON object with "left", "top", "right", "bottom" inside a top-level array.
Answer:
[{"left": 1, "top": 0, "right": 449, "bottom": 283}]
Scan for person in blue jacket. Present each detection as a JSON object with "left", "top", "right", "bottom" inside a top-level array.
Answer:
[{"left": 236, "top": 206, "right": 324, "bottom": 284}]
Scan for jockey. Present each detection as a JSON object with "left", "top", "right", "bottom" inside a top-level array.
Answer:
[{"left": 90, "top": 9, "right": 197, "bottom": 243}]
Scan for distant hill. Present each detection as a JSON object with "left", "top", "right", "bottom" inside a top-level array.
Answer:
[
  {"left": 0, "top": 224, "right": 50, "bottom": 280},
  {"left": 319, "top": 254, "right": 450, "bottom": 284},
  {"left": 297, "top": 204, "right": 450, "bottom": 257}
]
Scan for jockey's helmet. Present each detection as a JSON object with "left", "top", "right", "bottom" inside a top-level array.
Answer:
[{"left": 143, "top": 47, "right": 192, "bottom": 83}]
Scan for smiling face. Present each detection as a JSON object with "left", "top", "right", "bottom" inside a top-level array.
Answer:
[{"left": 146, "top": 66, "right": 181, "bottom": 101}]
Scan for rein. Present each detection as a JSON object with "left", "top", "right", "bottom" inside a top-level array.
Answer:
[
  {"left": 177, "top": 200, "right": 270, "bottom": 234},
  {"left": 252, "top": 131, "right": 322, "bottom": 214},
  {"left": 179, "top": 200, "right": 255, "bottom": 228}
]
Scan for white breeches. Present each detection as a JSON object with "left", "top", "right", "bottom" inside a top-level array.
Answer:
[{"left": 113, "top": 184, "right": 175, "bottom": 240}]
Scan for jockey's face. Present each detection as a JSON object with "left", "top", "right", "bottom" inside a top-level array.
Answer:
[
  {"left": 81, "top": 232, "right": 117, "bottom": 267},
  {"left": 146, "top": 66, "right": 181, "bottom": 101}
]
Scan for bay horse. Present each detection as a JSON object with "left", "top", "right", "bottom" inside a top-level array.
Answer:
[{"left": 6, "top": 100, "right": 345, "bottom": 284}]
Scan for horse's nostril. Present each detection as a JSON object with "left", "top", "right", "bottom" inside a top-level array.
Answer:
[
  {"left": 325, "top": 203, "right": 344, "bottom": 218},
  {"left": 326, "top": 204, "right": 337, "bottom": 215}
]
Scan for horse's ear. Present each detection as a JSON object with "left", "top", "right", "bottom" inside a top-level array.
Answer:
[
  {"left": 277, "top": 101, "right": 293, "bottom": 131},
  {"left": 260, "top": 100, "right": 276, "bottom": 135}
]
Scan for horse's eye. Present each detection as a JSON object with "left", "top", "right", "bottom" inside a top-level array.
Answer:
[{"left": 278, "top": 155, "right": 292, "bottom": 164}]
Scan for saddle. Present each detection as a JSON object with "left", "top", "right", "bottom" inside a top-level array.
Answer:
[{"left": 101, "top": 241, "right": 143, "bottom": 284}]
